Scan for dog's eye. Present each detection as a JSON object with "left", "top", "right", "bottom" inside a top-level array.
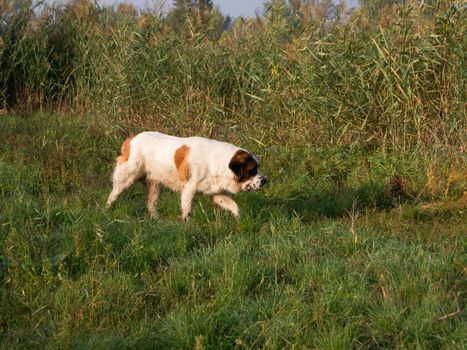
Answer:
[{"left": 249, "top": 168, "right": 257, "bottom": 176}]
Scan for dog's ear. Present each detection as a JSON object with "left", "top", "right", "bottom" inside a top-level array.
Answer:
[{"left": 229, "top": 150, "right": 255, "bottom": 181}]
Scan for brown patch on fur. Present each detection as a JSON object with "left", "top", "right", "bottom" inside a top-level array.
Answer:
[
  {"left": 229, "top": 150, "right": 257, "bottom": 182},
  {"left": 117, "top": 135, "right": 135, "bottom": 164},
  {"left": 174, "top": 145, "right": 190, "bottom": 182}
]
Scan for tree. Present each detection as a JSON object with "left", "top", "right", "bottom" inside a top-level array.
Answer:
[
  {"left": 359, "top": 0, "right": 401, "bottom": 19},
  {"left": 166, "top": 0, "right": 229, "bottom": 39}
]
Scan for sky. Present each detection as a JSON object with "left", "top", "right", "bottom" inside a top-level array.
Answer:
[
  {"left": 211, "top": 0, "right": 264, "bottom": 18},
  {"left": 100, "top": 0, "right": 266, "bottom": 18}
]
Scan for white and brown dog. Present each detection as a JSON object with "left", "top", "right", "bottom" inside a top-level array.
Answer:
[{"left": 106, "top": 132, "right": 267, "bottom": 220}]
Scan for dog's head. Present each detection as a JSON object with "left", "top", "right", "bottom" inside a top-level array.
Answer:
[{"left": 228, "top": 149, "right": 267, "bottom": 192}]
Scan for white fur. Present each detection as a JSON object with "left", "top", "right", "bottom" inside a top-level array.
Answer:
[{"left": 106, "top": 132, "right": 266, "bottom": 220}]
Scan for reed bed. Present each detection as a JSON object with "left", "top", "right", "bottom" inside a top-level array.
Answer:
[{"left": 0, "top": 0, "right": 465, "bottom": 149}]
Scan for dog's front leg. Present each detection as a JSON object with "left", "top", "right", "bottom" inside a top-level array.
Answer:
[
  {"left": 212, "top": 194, "right": 239, "bottom": 218},
  {"left": 181, "top": 184, "right": 197, "bottom": 221}
]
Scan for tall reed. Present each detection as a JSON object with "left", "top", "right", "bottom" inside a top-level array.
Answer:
[{"left": 0, "top": 0, "right": 464, "bottom": 148}]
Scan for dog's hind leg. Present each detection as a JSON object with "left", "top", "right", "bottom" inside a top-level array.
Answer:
[
  {"left": 212, "top": 194, "right": 239, "bottom": 218},
  {"left": 146, "top": 180, "right": 162, "bottom": 219},
  {"left": 106, "top": 162, "right": 142, "bottom": 208}
]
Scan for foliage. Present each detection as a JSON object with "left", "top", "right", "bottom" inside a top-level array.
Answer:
[{"left": 0, "top": 0, "right": 465, "bottom": 148}]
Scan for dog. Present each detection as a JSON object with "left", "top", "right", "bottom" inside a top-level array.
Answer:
[{"left": 106, "top": 132, "right": 267, "bottom": 220}]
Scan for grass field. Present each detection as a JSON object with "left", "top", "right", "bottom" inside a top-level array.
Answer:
[
  {"left": 1, "top": 113, "right": 465, "bottom": 349},
  {"left": 1, "top": 0, "right": 466, "bottom": 348}
]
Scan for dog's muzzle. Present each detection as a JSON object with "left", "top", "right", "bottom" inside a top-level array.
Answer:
[{"left": 244, "top": 177, "right": 268, "bottom": 192}]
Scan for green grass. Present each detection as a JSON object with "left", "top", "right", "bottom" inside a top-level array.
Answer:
[{"left": 1, "top": 113, "right": 465, "bottom": 349}]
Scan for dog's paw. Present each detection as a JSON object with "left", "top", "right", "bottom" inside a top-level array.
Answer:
[{"left": 149, "top": 212, "right": 159, "bottom": 220}]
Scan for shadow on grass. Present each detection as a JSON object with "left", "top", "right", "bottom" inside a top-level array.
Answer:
[{"left": 248, "top": 180, "right": 410, "bottom": 222}]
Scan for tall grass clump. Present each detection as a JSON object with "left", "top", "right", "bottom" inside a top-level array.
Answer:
[{"left": 0, "top": 0, "right": 465, "bottom": 148}]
